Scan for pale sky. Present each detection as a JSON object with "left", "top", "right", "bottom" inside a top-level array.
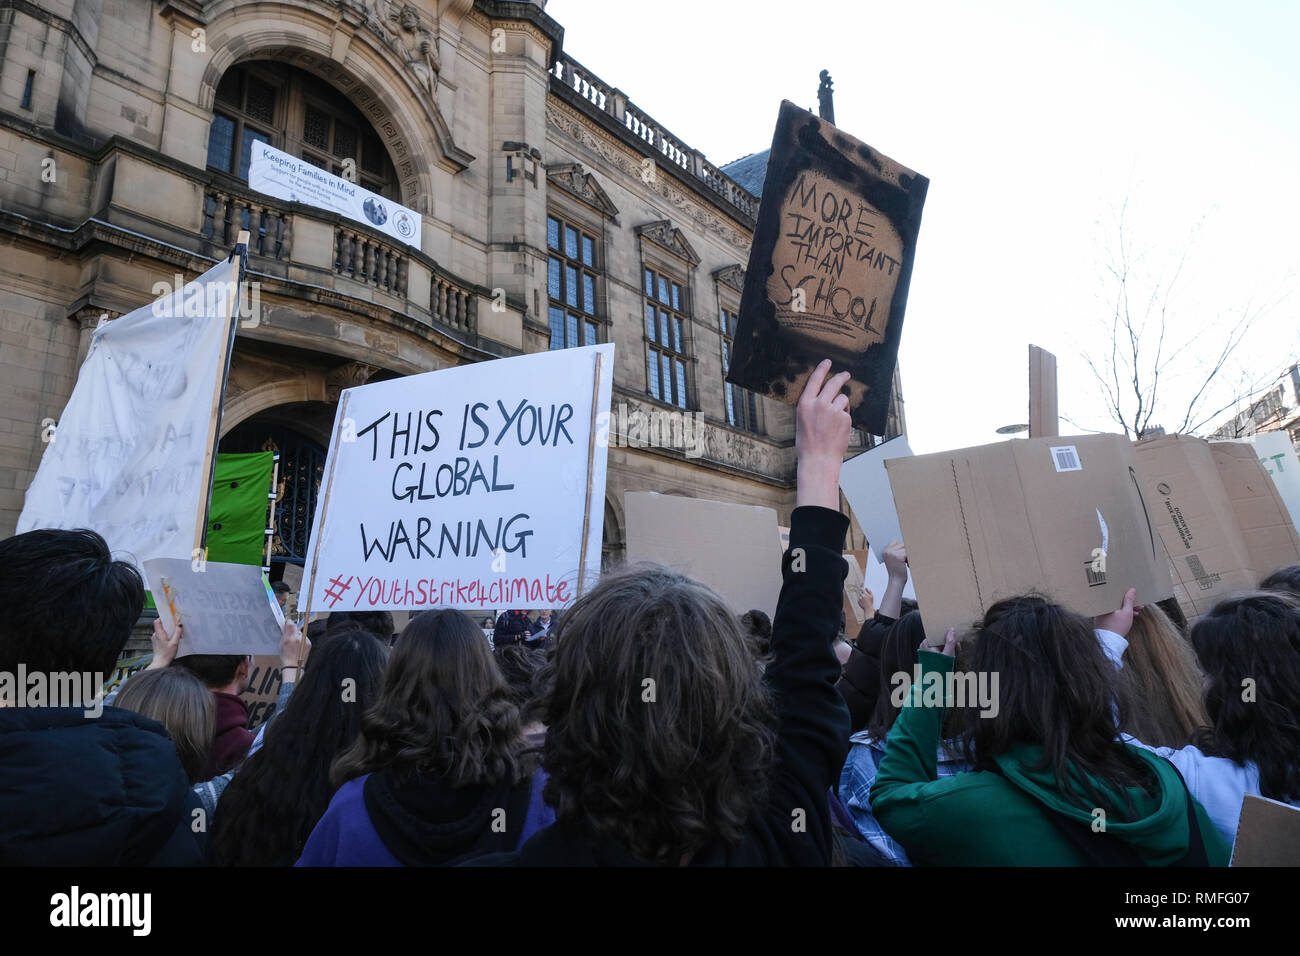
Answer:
[{"left": 545, "top": 0, "right": 1300, "bottom": 452}]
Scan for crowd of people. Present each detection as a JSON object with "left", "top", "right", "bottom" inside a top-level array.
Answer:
[{"left": 2, "top": 361, "right": 1299, "bottom": 866}]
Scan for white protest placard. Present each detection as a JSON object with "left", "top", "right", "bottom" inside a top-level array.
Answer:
[
  {"left": 839, "top": 435, "right": 913, "bottom": 562},
  {"left": 248, "top": 141, "right": 422, "bottom": 251},
  {"left": 301, "top": 344, "right": 613, "bottom": 614},
  {"left": 17, "top": 255, "right": 241, "bottom": 571},
  {"left": 861, "top": 545, "right": 918, "bottom": 603},
  {"left": 1221, "top": 432, "right": 1300, "bottom": 539},
  {"left": 624, "top": 492, "right": 783, "bottom": 619},
  {"left": 143, "top": 559, "right": 283, "bottom": 656}
]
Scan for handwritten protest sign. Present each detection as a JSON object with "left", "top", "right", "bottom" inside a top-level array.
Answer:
[
  {"left": 301, "top": 344, "right": 613, "bottom": 613},
  {"left": 726, "top": 101, "right": 928, "bottom": 435},
  {"left": 143, "top": 558, "right": 283, "bottom": 656},
  {"left": 17, "top": 255, "right": 241, "bottom": 572}
]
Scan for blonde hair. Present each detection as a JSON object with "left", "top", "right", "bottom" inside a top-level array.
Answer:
[
  {"left": 1116, "top": 603, "right": 1208, "bottom": 748},
  {"left": 116, "top": 666, "right": 216, "bottom": 783}
]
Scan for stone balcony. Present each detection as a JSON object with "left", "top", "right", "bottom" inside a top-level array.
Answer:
[{"left": 550, "top": 55, "right": 760, "bottom": 226}]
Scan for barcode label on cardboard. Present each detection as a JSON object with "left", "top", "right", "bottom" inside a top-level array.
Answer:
[
  {"left": 1084, "top": 561, "right": 1108, "bottom": 587},
  {"left": 1050, "top": 445, "right": 1082, "bottom": 472}
]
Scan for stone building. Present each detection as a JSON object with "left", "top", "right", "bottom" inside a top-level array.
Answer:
[{"left": 0, "top": 0, "right": 902, "bottom": 587}]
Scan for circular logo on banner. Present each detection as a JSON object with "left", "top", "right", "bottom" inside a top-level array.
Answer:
[
  {"left": 363, "top": 198, "right": 388, "bottom": 226},
  {"left": 394, "top": 211, "right": 415, "bottom": 239}
]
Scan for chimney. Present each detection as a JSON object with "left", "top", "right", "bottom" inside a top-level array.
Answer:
[{"left": 817, "top": 70, "right": 835, "bottom": 125}]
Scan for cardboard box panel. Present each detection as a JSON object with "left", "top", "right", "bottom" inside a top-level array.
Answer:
[
  {"left": 1231, "top": 794, "right": 1300, "bottom": 866},
  {"left": 889, "top": 435, "right": 1171, "bottom": 640}
]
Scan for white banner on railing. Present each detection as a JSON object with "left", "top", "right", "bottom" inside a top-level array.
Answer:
[{"left": 247, "top": 141, "right": 422, "bottom": 252}]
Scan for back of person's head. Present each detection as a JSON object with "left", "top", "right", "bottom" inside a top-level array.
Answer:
[
  {"left": 173, "top": 654, "right": 246, "bottom": 690},
  {"left": 899, "top": 598, "right": 920, "bottom": 617},
  {"left": 115, "top": 666, "right": 215, "bottom": 784},
  {"left": 1260, "top": 564, "right": 1300, "bottom": 599},
  {"left": 961, "top": 594, "right": 1154, "bottom": 814},
  {"left": 327, "top": 610, "right": 394, "bottom": 646},
  {"left": 1190, "top": 590, "right": 1300, "bottom": 803},
  {"left": 495, "top": 643, "right": 547, "bottom": 710},
  {"left": 739, "top": 609, "right": 772, "bottom": 660},
  {"left": 866, "top": 610, "right": 928, "bottom": 740},
  {"left": 539, "top": 563, "right": 776, "bottom": 864},
  {"left": 331, "top": 609, "right": 526, "bottom": 791},
  {"left": 1115, "top": 603, "right": 1207, "bottom": 748},
  {"left": 210, "top": 627, "right": 389, "bottom": 866},
  {"left": 0, "top": 528, "right": 144, "bottom": 679}
]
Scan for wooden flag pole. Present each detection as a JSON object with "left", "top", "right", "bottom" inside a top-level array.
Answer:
[
  {"left": 297, "top": 391, "right": 351, "bottom": 669},
  {"left": 193, "top": 230, "right": 250, "bottom": 560},
  {"left": 575, "top": 351, "right": 605, "bottom": 598}
]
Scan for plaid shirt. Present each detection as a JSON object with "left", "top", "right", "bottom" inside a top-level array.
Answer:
[{"left": 838, "top": 730, "right": 970, "bottom": 865}]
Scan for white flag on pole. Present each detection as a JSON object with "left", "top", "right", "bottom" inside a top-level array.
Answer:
[{"left": 17, "top": 256, "right": 242, "bottom": 572}]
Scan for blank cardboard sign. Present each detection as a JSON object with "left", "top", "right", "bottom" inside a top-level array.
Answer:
[
  {"left": 887, "top": 435, "right": 1172, "bottom": 641},
  {"left": 839, "top": 435, "right": 913, "bottom": 560},
  {"left": 143, "top": 558, "right": 283, "bottom": 656},
  {"left": 1231, "top": 795, "right": 1300, "bottom": 866},
  {"left": 625, "top": 492, "right": 782, "bottom": 619},
  {"left": 1134, "top": 436, "right": 1300, "bottom": 621}
]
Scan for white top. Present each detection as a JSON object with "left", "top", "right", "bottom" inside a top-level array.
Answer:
[{"left": 1098, "top": 629, "right": 1300, "bottom": 850}]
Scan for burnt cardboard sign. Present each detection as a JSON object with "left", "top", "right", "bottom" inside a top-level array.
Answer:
[
  {"left": 726, "top": 101, "right": 928, "bottom": 435},
  {"left": 1134, "top": 435, "right": 1300, "bottom": 622},
  {"left": 887, "top": 435, "right": 1172, "bottom": 642}
]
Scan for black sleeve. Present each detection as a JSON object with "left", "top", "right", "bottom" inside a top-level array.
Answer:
[
  {"left": 758, "top": 505, "right": 852, "bottom": 865},
  {"left": 854, "top": 611, "right": 896, "bottom": 650}
]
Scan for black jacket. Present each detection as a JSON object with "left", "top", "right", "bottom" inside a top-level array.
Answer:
[
  {"left": 493, "top": 610, "right": 532, "bottom": 647},
  {"left": 0, "top": 706, "right": 205, "bottom": 866},
  {"left": 466, "top": 505, "right": 852, "bottom": 866}
]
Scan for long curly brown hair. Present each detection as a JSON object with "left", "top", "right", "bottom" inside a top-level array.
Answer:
[
  {"left": 331, "top": 609, "right": 531, "bottom": 791},
  {"left": 537, "top": 563, "right": 776, "bottom": 864}
]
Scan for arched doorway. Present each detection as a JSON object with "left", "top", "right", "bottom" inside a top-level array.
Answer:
[{"left": 219, "top": 415, "right": 329, "bottom": 580}]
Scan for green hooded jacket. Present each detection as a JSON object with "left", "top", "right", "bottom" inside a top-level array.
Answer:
[{"left": 870, "top": 651, "right": 1229, "bottom": 866}]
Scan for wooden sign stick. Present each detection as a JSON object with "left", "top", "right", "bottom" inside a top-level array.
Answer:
[
  {"left": 297, "top": 390, "right": 351, "bottom": 669},
  {"left": 193, "top": 230, "right": 250, "bottom": 560},
  {"left": 575, "top": 351, "right": 605, "bottom": 598}
]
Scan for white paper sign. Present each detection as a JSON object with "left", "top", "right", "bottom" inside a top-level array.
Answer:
[
  {"left": 861, "top": 545, "right": 917, "bottom": 603},
  {"left": 839, "top": 435, "right": 913, "bottom": 562},
  {"left": 17, "top": 257, "right": 240, "bottom": 571},
  {"left": 301, "top": 344, "right": 614, "bottom": 613},
  {"left": 248, "top": 141, "right": 422, "bottom": 251},
  {"left": 1221, "top": 432, "right": 1300, "bottom": 537},
  {"left": 144, "top": 559, "right": 283, "bottom": 656}
]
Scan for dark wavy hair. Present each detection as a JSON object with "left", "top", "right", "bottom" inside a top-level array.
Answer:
[
  {"left": 0, "top": 528, "right": 143, "bottom": 679},
  {"left": 494, "top": 643, "right": 548, "bottom": 727},
  {"left": 959, "top": 594, "right": 1156, "bottom": 816},
  {"left": 1260, "top": 564, "right": 1300, "bottom": 599},
  {"left": 538, "top": 563, "right": 776, "bottom": 864},
  {"left": 1189, "top": 590, "right": 1300, "bottom": 803},
  {"left": 208, "top": 628, "right": 388, "bottom": 865},
  {"left": 330, "top": 609, "right": 530, "bottom": 791}
]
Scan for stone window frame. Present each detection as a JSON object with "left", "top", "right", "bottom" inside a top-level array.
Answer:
[
  {"left": 716, "top": 299, "right": 764, "bottom": 436},
  {"left": 545, "top": 209, "right": 604, "bottom": 351}
]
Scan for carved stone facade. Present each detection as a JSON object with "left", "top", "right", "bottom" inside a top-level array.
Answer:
[{"left": 0, "top": 0, "right": 878, "bottom": 562}]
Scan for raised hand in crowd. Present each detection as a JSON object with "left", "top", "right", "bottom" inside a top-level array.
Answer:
[{"left": 147, "top": 618, "right": 182, "bottom": 670}]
